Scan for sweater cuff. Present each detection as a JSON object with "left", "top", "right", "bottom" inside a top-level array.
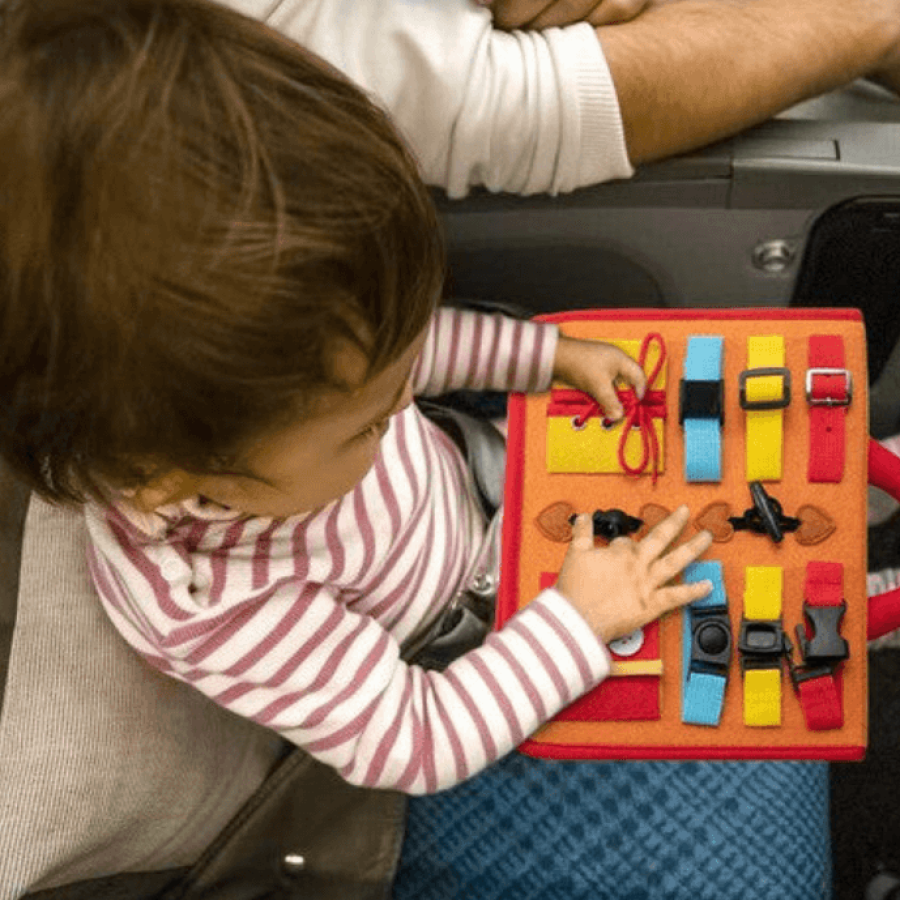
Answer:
[
  {"left": 529, "top": 321, "right": 559, "bottom": 393},
  {"left": 546, "top": 24, "right": 635, "bottom": 190},
  {"left": 512, "top": 588, "right": 611, "bottom": 700}
]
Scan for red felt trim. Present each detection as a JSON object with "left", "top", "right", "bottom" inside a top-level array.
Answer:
[
  {"left": 497, "top": 390, "right": 527, "bottom": 629},
  {"left": 538, "top": 308, "right": 863, "bottom": 325},
  {"left": 516, "top": 740, "right": 865, "bottom": 761}
]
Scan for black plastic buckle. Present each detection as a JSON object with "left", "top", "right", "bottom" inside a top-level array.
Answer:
[
  {"left": 739, "top": 367, "right": 791, "bottom": 411},
  {"left": 679, "top": 378, "right": 724, "bottom": 426},
  {"left": 728, "top": 481, "right": 800, "bottom": 544},
  {"left": 690, "top": 609, "right": 732, "bottom": 677},
  {"left": 568, "top": 509, "right": 643, "bottom": 541},
  {"left": 788, "top": 601, "right": 849, "bottom": 688},
  {"left": 738, "top": 618, "right": 791, "bottom": 672}
]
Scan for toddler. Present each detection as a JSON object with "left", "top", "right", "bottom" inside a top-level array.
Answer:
[{"left": 0, "top": 0, "right": 712, "bottom": 793}]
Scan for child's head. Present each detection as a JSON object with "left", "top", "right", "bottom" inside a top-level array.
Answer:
[{"left": 0, "top": 0, "right": 443, "bottom": 512}]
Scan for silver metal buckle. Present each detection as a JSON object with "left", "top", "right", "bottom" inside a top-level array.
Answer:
[{"left": 805, "top": 368, "right": 852, "bottom": 407}]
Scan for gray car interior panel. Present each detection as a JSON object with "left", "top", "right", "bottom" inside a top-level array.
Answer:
[{"left": 436, "top": 81, "right": 900, "bottom": 437}]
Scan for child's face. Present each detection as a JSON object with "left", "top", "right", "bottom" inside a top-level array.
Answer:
[{"left": 135, "top": 330, "right": 426, "bottom": 517}]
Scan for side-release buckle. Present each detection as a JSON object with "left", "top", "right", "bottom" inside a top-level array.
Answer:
[
  {"left": 788, "top": 601, "right": 849, "bottom": 688},
  {"left": 737, "top": 618, "right": 791, "bottom": 672}
]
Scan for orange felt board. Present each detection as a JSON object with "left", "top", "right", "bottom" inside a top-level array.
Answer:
[{"left": 498, "top": 309, "right": 868, "bottom": 761}]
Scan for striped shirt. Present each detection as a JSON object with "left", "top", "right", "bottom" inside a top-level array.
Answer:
[{"left": 85, "top": 308, "right": 610, "bottom": 794}]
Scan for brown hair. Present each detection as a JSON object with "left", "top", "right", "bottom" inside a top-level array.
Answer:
[{"left": 0, "top": 0, "right": 444, "bottom": 504}]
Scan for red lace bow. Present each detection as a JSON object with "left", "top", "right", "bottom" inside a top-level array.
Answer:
[{"left": 569, "top": 332, "right": 667, "bottom": 483}]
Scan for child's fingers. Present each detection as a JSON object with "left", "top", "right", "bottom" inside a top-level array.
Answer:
[
  {"left": 568, "top": 513, "right": 595, "bottom": 551},
  {"left": 594, "top": 383, "right": 624, "bottom": 421},
  {"left": 619, "top": 354, "right": 647, "bottom": 399},
  {"left": 636, "top": 504, "right": 691, "bottom": 561},
  {"left": 651, "top": 579, "right": 714, "bottom": 616},
  {"left": 648, "top": 529, "right": 713, "bottom": 586}
]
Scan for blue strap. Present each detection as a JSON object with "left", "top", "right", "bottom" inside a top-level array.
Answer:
[
  {"left": 682, "top": 336, "right": 723, "bottom": 482},
  {"left": 682, "top": 561, "right": 728, "bottom": 727}
]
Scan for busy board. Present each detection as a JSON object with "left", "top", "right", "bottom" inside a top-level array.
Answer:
[{"left": 498, "top": 309, "right": 868, "bottom": 760}]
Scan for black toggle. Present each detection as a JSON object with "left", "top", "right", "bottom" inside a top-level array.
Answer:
[
  {"left": 569, "top": 509, "right": 644, "bottom": 541},
  {"left": 729, "top": 481, "right": 800, "bottom": 544}
]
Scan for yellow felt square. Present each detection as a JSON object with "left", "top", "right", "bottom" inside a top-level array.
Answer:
[
  {"left": 546, "top": 418, "right": 666, "bottom": 473},
  {"left": 546, "top": 337, "right": 666, "bottom": 475}
]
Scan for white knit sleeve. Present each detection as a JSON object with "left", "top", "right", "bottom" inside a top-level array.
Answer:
[{"left": 221, "top": 0, "right": 634, "bottom": 196}]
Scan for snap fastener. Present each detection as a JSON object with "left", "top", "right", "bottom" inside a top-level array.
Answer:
[
  {"left": 609, "top": 627, "right": 644, "bottom": 657},
  {"left": 470, "top": 572, "right": 495, "bottom": 597},
  {"left": 282, "top": 853, "right": 306, "bottom": 876}
]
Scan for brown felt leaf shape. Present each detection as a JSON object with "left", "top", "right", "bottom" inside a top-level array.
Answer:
[
  {"left": 694, "top": 501, "right": 734, "bottom": 543},
  {"left": 637, "top": 503, "right": 670, "bottom": 539},
  {"left": 796, "top": 505, "right": 836, "bottom": 546},
  {"left": 535, "top": 501, "right": 576, "bottom": 543}
]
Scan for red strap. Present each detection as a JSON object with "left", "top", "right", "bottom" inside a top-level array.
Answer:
[
  {"left": 807, "top": 335, "right": 849, "bottom": 483},
  {"left": 806, "top": 561, "right": 843, "bottom": 607},
  {"left": 797, "top": 562, "right": 844, "bottom": 730},
  {"left": 797, "top": 677, "right": 844, "bottom": 731}
]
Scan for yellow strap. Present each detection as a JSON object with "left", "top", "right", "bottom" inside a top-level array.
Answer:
[
  {"left": 745, "top": 335, "right": 786, "bottom": 481},
  {"left": 744, "top": 670, "right": 783, "bottom": 727},
  {"left": 744, "top": 566, "right": 782, "bottom": 619},
  {"left": 743, "top": 566, "right": 783, "bottom": 726}
]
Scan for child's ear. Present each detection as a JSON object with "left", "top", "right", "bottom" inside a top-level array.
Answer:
[{"left": 128, "top": 469, "right": 202, "bottom": 512}]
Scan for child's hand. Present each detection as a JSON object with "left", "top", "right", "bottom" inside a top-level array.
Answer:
[
  {"left": 555, "top": 505, "right": 713, "bottom": 643},
  {"left": 483, "top": 0, "right": 653, "bottom": 30},
  {"left": 552, "top": 335, "right": 647, "bottom": 422}
]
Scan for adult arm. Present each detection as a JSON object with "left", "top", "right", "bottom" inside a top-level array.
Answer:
[{"left": 597, "top": 0, "right": 900, "bottom": 165}]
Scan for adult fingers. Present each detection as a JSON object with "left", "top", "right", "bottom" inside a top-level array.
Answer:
[
  {"left": 530, "top": 0, "right": 609, "bottom": 27},
  {"left": 489, "top": 0, "right": 554, "bottom": 28},
  {"left": 584, "top": 0, "right": 652, "bottom": 26},
  {"left": 648, "top": 529, "right": 713, "bottom": 586}
]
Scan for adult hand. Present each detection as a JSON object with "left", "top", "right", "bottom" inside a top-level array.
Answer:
[
  {"left": 555, "top": 506, "right": 713, "bottom": 643},
  {"left": 552, "top": 335, "right": 647, "bottom": 422},
  {"left": 486, "top": 0, "right": 653, "bottom": 30}
]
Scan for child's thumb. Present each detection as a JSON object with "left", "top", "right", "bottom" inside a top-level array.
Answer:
[{"left": 569, "top": 514, "right": 594, "bottom": 550}]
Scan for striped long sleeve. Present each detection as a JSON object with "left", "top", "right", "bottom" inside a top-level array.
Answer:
[{"left": 85, "top": 309, "right": 610, "bottom": 794}]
